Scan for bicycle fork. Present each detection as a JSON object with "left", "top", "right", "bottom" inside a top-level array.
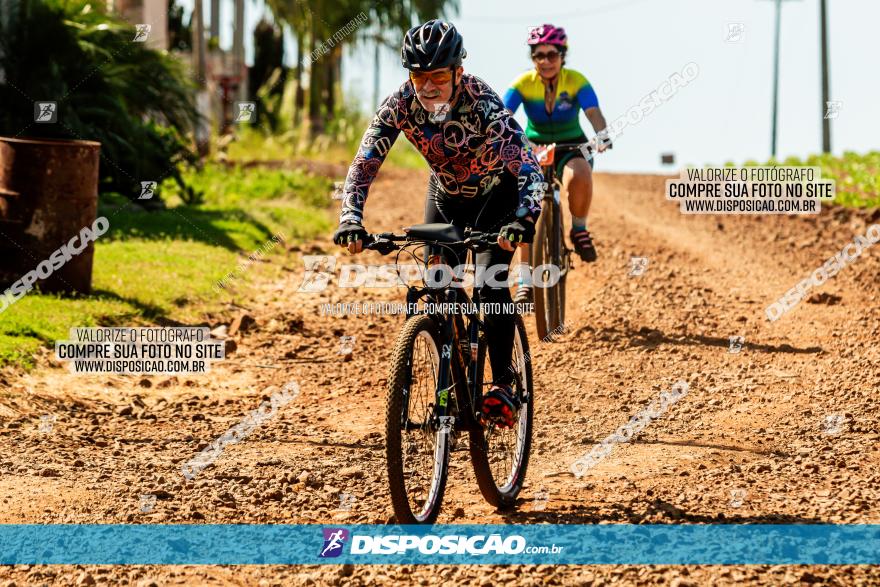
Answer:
[{"left": 434, "top": 302, "right": 484, "bottom": 436}]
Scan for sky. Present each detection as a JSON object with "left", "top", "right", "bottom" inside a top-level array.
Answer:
[{"left": 191, "top": 0, "right": 880, "bottom": 172}]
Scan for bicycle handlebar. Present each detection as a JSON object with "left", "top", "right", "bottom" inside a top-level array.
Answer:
[
  {"left": 532, "top": 141, "right": 596, "bottom": 157},
  {"left": 364, "top": 230, "right": 500, "bottom": 255},
  {"left": 550, "top": 141, "right": 595, "bottom": 154}
]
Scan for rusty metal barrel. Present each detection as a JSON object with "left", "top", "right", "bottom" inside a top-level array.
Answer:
[{"left": 0, "top": 136, "right": 101, "bottom": 295}]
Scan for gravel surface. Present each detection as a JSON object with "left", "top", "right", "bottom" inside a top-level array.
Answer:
[{"left": 1, "top": 168, "right": 878, "bottom": 585}]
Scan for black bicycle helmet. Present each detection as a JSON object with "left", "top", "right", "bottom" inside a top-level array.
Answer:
[{"left": 401, "top": 20, "right": 466, "bottom": 70}]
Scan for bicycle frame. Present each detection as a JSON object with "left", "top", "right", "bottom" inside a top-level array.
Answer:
[
  {"left": 371, "top": 230, "right": 501, "bottom": 437},
  {"left": 404, "top": 259, "right": 486, "bottom": 435},
  {"left": 435, "top": 284, "right": 484, "bottom": 434},
  {"left": 543, "top": 168, "right": 567, "bottom": 272}
]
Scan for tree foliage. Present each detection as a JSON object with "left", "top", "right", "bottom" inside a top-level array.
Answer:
[
  {"left": 0, "top": 0, "right": 199, "bottom": 201},
  {"left": 250, "top": 18, "right": 287, "bottom": 132},
  {"left": 262, "top": 0, "right": 458, "bottom": 136}
]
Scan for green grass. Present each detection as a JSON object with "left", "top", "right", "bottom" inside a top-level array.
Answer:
[
  {"left": 221, "top": 80, "right": 429, "bottom": 171},
  {"left": 386, "top": 139, "right": 429, "bottom": 170},
  {"left": 0, "top": 164, "right": 334, "bottom": 369},
  {"left": 726, "top": 151, "right": 880, "bottom": 208},
  {"left": 161, "top": 162, "right": 334, "bottom": 242},
  {"left": 0, "top": 295, "right": 135, "bottom": 369},
  {"left": 225, "top": 119, "right": 428, "bottom": 171}
]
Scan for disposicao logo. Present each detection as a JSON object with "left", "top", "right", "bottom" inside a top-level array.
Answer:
[
  {"left": 317, "top": 529, "right": 563, "bottom": 558},
  {"left": 319, "top": 528, "right": 349, "bottom": 558},
  {"left": 349, "top": 534, "right": 527, "bottom": 555}
]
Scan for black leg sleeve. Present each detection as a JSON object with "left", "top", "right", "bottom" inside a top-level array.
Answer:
[{"left": 476, "top": 246, "right": 516, "bottom": 386}]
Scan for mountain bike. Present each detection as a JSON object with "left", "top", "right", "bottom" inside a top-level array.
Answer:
[
  {"left": 529, "top": 142, "right": 595, "bottom": 340},
  {"left": 365, "top": 224, "right": 534, "bottom": 524}
]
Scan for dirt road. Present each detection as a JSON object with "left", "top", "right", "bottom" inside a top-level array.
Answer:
[{"left": 1, "top": 167, "right": 879, "bottom": 585}]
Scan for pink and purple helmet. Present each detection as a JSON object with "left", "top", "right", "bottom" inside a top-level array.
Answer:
[{"left": 526, "top": 24, "right": 568, "bottom": 49}]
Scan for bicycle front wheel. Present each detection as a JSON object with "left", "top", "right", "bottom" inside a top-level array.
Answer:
[
  {"left": 532, "top": 195, "right": 564, "bottom": 339},
  {"left": 386, "top": 314, "right": 451, "bottom": 524}
]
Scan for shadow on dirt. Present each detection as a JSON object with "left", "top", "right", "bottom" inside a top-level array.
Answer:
[
  {"left": 503, "top": 499, "right": 826, "bottom": 525},
  {"left": 570, "top": 437, "right": 789, "bottom": 458},
  {"left": 571, "top": 324, "right": 823, "bottom": 354}
]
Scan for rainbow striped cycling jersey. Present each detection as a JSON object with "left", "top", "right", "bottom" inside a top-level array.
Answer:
[{"left": 503, "top": 68, "right": 600, "bottom": 143}]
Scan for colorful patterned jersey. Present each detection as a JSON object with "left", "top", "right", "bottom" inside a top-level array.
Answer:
[
  {"left": 339, "top": 73, "right": 544, "bottom": 225},
  {"left": 503, "top": 68, "right": 600, "bottom": 143}
]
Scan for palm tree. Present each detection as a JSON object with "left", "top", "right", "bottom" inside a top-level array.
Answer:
[
  {"left": 265, "top": 0, "right": 458, "bottom": 136},
  {"left": 0, "top": 0, "right": 199, "bottom": 200},
  {"left": 264, "top": 0, "right": 313, "bottom": 127}
]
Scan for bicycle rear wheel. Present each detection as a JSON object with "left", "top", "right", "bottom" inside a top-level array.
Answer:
[
  {"left": 532, "top": 194, "right": 564, "bottom": 339},
  {"left": 386, "top": 314, "right": 451, "bottom": 524},
  {"left": 469, "top": 314, "right": 534, "bottom": 509}
]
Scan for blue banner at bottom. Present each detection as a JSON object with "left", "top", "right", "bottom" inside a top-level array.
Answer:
[{"left": 1, "top": 524, "right": 879, "bottom": 565}]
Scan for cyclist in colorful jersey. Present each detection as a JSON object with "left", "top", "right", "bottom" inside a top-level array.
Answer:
[
  {"left": 332, "top": 20, "right": 544, "bottom": 428},
  {"left": 503, "top": 24, "right": 611, "bottom": 303}
]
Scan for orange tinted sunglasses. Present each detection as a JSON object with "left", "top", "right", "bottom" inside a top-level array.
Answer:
[{"left": 409, "top": 69, "right": 453, "bottom": 86}]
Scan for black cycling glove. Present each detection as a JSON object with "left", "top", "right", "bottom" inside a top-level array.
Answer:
[
  {"left": 500, "top": 219, "right": 535, "bottom": 245},
  {"left": 333, "top": 222, "right": 368, "bottom": 246}
]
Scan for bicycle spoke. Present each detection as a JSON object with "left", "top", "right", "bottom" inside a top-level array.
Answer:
[
  {"left": 398, "top": 329, "right": 444, "bottom": 519},
  {"left": 480, "top": 325, "right": 530, "bottom": 492}
]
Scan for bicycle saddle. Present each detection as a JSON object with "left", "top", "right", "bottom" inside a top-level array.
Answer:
[{"left": 404, "top": 223, "right": 465, "bottom": 243}]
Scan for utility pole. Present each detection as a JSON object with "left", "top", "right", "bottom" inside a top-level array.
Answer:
[
  {"left": 233, "top": 0, "right": 246, "bottom": 103},
  {"left": 192, "top": 0, "right": 209, "bottom": 155},
  {"left": 770, "top": 0, "right": 782, "bottom": 159},
  {"left": 762, "top": 0, "right": 799, "bottom": 159},
  {"left": 210, "top": 0, "right": 219, "bottom": 42},
  {"left": 192, "top": 0, "right": 206, "bottom": 88},
  {"left": 819, "top": 0, "right": 831, "bottom": 153}
]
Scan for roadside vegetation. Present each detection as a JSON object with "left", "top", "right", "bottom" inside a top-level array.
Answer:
[
  {"left": 0, "top": 0, "right": 444, "bottom": 369},
  {"left": 733, "top": 151, "right": 880, "bottom": 208},
  {"left": 0, "top": 165, "right": 332, "bottom": 369},
  {"left": 0, "top": 0, "right": 199, "bottom": 199},
  {"left": 224, "top": 90, "right": 427, "bottom": 171}
]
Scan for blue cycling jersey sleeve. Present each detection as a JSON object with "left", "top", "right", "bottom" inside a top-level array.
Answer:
[
  {"left": 576, "top": 84, "right": 599, "bottom": 111},
  {"left": 502, "top": 87, "right": 523, "bottom": 113}
]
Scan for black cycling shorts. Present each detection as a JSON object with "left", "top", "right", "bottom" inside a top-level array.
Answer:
[{"left": 422, "top": 172, "right": 519, "bottom": 386}]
